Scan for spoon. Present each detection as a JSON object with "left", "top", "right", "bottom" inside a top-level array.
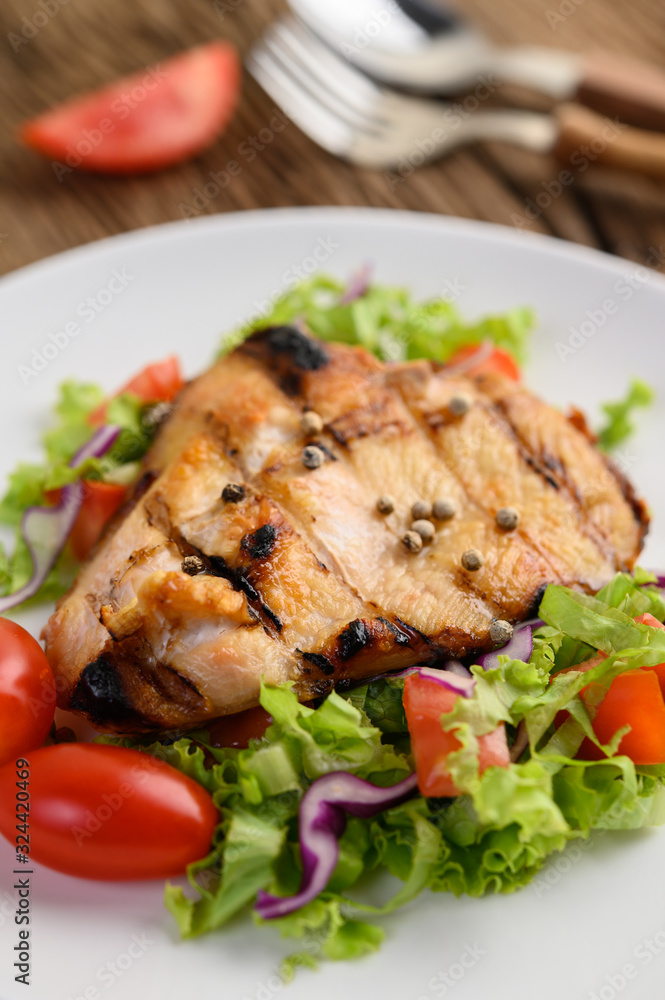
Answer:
[{"left": 289, "top": 0, "right": 665, "bottom": 132}]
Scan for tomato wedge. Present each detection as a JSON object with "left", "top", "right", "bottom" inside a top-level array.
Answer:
[
  {"left": 89, "top": 355, "right": 184, "bottom": 425},
  {"left": 447, "top": 345, "right": 521, "bottom": 381},
  {"left": 20, "top": 41, "right": 240, "bottom": 174},
  {"left": 580, "top": 670, "right": 665, "bottom": 764},
  {"left": 0, "top": 744, "right": 218, "bottom": 880},
  {"left": 403, "top": 674, "right": 509, "bottom": 797}
]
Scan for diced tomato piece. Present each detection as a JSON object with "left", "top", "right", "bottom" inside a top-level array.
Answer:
[
  {"left": 20, "top": 42, "right": 240, "bottom": 174},
  {"left": 446, "top": 345, "right": 521, "bottom": 381},
  {"left": 634, "top": 613, "right": 665, "bottom": 699},
  {"left": 47, "top": 481, "right": 127, "bottom": 562},
  {"left": 403, "top": 674, "right": 509, "bottom": 798},
  {"left": 555, "top": 618, "right": 665, "bottom": 764},
  {"left": 579, "top": 670, "right": 665, "bottom": 764},
  {"left": 207, "top": 707, "right": 273, "bottom": 749},
  {"left": 89, "top": 355, "right": 184, "bottom": 425}
]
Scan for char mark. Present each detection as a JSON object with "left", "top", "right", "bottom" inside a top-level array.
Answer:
[
  {"left": 70, "top": 656, "right": 134, "bottom": 725},
  {"left": 338, "top": 619, "right": 373, "bottom": 660},
  {"left": 298, "top": 650, "right": 335, "bottom": 676},
  {"left": 207, "top": 553, "right": 283, "bottom": 633},
  {"left": 241, "top": 523, "right": 278, "bottom": 559},
  {"left": 247, "top": 325, "right": 329, "bottom": 371},
  {"left": 377, "top": 617, "right": 412, "bottom": 647}
]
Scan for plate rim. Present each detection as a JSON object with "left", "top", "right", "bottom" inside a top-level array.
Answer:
[{"left": 2, "top": 205, "right": 664, "bottom": 294}]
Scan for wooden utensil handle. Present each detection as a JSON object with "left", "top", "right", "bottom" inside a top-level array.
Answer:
[
  {"left": 576, "top": 52, "right": 665, "bottom": 132},
  {"left": 554, "top": 103, "right": 665, "bottom": 179}
]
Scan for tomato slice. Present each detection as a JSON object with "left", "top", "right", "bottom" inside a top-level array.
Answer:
[
  {"left": 0, "top": 619, "right": 55, "bottom": 766},
  {"left": 403, "top": 674, "right": 509, "bottom": 798},
  {"left": 447, "top": 345, "right": 521, "bottom": 381},
  {"left": 0, "top": 744, "right": 218, "bottom": 880},
  {"left": 20, "top": 41, "right": 240, "bottom": 174},
  {"left": 89, "top": 355, "right": 184, "bottom": 425},
  {"left": 46, "top": 481, "right": 127, "bottom": 562}
]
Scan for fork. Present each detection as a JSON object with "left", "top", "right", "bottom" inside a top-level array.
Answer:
[{"left": 247, "top": 15, "right": 665, "bottom": 179}]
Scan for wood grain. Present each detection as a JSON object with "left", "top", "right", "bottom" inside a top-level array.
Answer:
[{"left": 1, "top": 0, "right": 665, "bottom": 277}]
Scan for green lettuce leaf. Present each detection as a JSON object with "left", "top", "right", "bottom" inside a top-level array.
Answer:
[
  {"left": 221, "top": 273, "right": 535, "bottom": 365},
  {"left": 597, "top": 378, "right": 654, "bottom": 451}
]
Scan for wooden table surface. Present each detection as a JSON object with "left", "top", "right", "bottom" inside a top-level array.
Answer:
[{"left": 2, "top": 0, "right": 665, "bottom": 278}]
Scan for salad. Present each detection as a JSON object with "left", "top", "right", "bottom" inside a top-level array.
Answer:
[{"left": 0, "top": 274, "right": 661, "bottom": 976}]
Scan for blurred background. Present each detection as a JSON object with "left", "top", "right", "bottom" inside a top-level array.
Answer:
[{"left": 2, "top": 0, "right": 665, "bottom": 275}]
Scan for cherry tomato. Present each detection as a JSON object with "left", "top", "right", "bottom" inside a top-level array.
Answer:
[
  {"left": 208, "top": 706, "right": 273, "bottom": 749},
  {"left": 403, "top": 674, "right": 509, "bottom": 797},
  {"left": 20, "top": 42, "right": 240, "bottom": 174},
  {"left": 447, "top": 345, "right": 521, "bottom": 381},
  {"left": 0, "top": 744, "right": 218, "bottom": 880},
  {"left": 0, "top": 619, "right": 55, "bottom": 767},
  {"left": 89, "top": 355, "right": 184, "bottom": 425}
]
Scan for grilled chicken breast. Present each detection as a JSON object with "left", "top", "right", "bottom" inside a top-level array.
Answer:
[{"left": 44, "top": 327, "right": 648, "bottom": 733}]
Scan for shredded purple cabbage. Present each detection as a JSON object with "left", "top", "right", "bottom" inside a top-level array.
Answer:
[
  {"left": 255, "top": 770, "right": 418, "bottom": 920},
  {"left": 0, "top": 425, "right": 120, "bottom": 613}
]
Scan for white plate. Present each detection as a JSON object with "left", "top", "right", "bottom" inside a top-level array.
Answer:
[{"left": 1, "top": 208, "right": 665, "bottom": 1000}]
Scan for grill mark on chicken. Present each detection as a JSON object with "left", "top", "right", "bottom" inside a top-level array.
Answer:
[
  {"left": 388, "top": 367, "right": 624, "bottom": 591},
  {"left": 266, "top": 346, "right": 562, "bottom": 626},
  {"left": 479, "top": 396, "right": 618, "bottom": 569},
  {"left": 298, "top": 650, "right": 336, "bottom": 676},
  {"left": 478, "top": 383, "right": 645, "bottom": 572},
  {"left": 44, "top": 330, "right": 648, "bottom": 733},
  {"left": 241, "top": 523, "right": 278, "bottom": 559}
]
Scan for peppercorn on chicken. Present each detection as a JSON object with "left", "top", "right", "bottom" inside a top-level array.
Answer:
[{"left": 43, "top": 326, "right": 648, "bottom": 733}]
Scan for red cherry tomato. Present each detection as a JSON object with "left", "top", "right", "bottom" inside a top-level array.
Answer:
[
  {"left": 403, "top": 674, "right": 510, "bottom": 797},
  {"left": 447, "top": 345, "right": 521, "bottom": 381},
  {"left": 0, "top": 744, "right": 218, "bottom": 880},
  {"left": 0, "top": 619, "right": 55, "bottom": 767},
  {"left": 89, "top": 355, "right": 184, "bottom": 425},
  {"left": 20, "top": 42, "right": 240, "bottom": 174},
  {"left": 208, "top": 707, "right": 273, "bottom": 749}
]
